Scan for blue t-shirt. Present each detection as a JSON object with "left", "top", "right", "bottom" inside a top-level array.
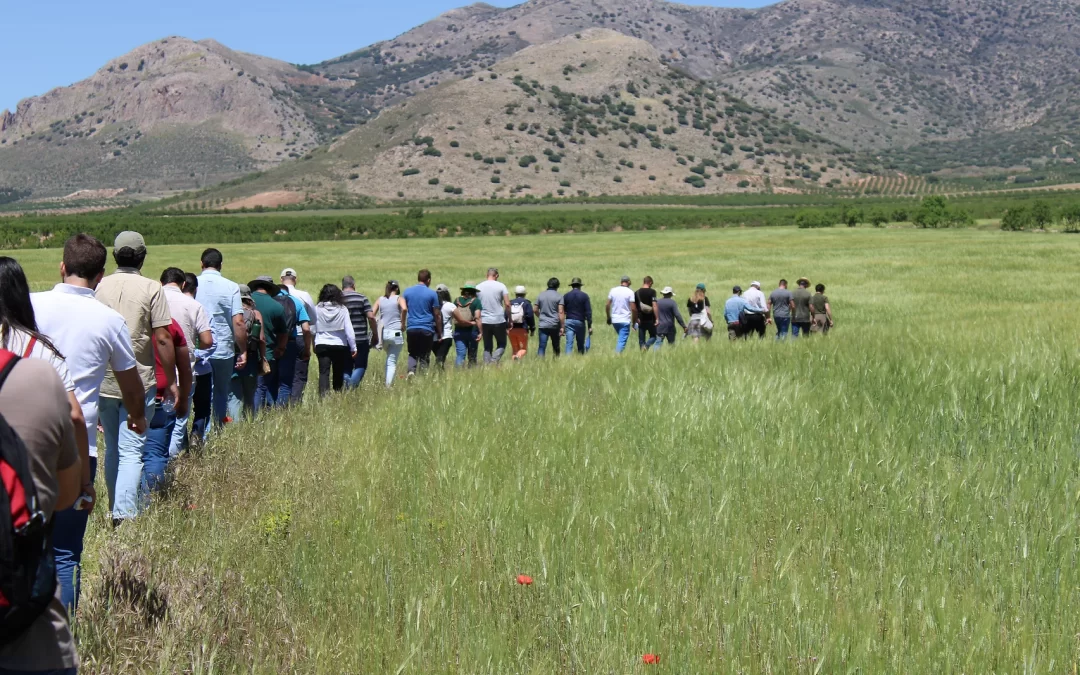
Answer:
[
  {"left": 724, "top": 296, "right": 749, "bottom": 324},
  {"left": 278, "top": 290, "right": 311, "bottom": 324},
  {"left": 402, "top": 284, "right": 440, "bottom": 334}
]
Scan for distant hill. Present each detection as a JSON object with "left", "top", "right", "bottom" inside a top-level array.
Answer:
[
  {"left": 4, "top": 0, "right": 1080, "bottom": 201},
  {"left": 195, "top": 30, "right": 857, "bottom": 204}
]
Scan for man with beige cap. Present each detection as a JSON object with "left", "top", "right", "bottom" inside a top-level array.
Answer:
[{"left": 95, "top": 231, "right": 175, "bottom": 523}]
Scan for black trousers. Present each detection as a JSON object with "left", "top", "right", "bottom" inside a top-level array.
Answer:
[
  {"left": 482, "top": 323, "right": 508, "bottom": 363},
  {"left": 315, "top": 344, "right": 352, "bottom": 397},
  {"left": 433, "top": 337, "right": 453, "bottom": 367},
  {"left": 743, "top": 312, "right": 767, "bottom": 338},
  {"left": 407, "top": 330, "right": 435, "bottom": 374}
]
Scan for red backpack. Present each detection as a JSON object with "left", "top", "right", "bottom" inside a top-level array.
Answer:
[{"left": 0, "top": 348, "right": 56, "bottom": 644}]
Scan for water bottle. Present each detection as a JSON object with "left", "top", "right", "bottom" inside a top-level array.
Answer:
[{"left": 161, "top": 397, "right": 175, "bottom": 415}]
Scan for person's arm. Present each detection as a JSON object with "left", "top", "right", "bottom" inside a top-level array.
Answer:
[
  {"left": 789, "top": 298, "right": 795, "bottom": 315},
  {"left": 474, "top": 305, "right": 483, "bottom": 342},
  {"left": 526, "top": 303, "right": 535, "bottom": 334},
  {"left": 66, "top": 391, "right": 93, "bottom": 509},
  {"left": 433, "top": 300, "right": 443, "bottom": 339},
  {"left": 56, "top": 449, "right": 81, "bottom": 513},
  {"left": 301, "top": 321, "right": 313, "bottom": 361},
  {"left": 585, "top": 296, "right": 593, "bottom": 333},
  {"left": 605, "top": 296, "right": 613, "bottom": 325},
  {"left": 366, "top": 309, "right": 378, "bottom": 347},
  {"left": 175, "top": 342, "right": 192, "bottom": 419},
  {"left": 559, "top": 303, "right": 566, "bottom": 335},
  {"left": 346, "top": 318, "right": 357, "bottom": 356},
  {"left": 630, "top": 297, "right": 638, "bottom": 327},
  {"left": 231, "top": 313, "right": 248, "bottom": 370},
  {"left": 825, "top": 301, "right": 833, "bottom": 324},
  {"left": 114, "top": 367, "right": 147, "bottom": 433},
  {"left": 273, "top": 332, "right": 289, "bottom": 360},
  {"left": 676, "top": 306, "right": 687, "bottom": 331},
  {"left": 398, "top": 296, "right": 408, "bottom": 332},
  {"left": 503, "top": 289, "right": 511, "bottom": 323},
  {"left": 153, "top": 326, "right": 176, "bottom": 389}
]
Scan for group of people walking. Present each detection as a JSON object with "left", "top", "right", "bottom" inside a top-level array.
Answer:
[{"left": 0, "top": 228, "right": 835, "bottom": 673}]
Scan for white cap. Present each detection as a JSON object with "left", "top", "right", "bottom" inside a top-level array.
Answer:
[
  {"left": 750, "top": 281, "right": 761, "bottom": 288},
  {"left": 515, "top": 285, "right": 526, "bottom": 295},
  {"left": 661, "top": 286, "right": 674, "bottom": 295},
  {"left": 281, "top": 267, "right": 297, "bottom": 279}
]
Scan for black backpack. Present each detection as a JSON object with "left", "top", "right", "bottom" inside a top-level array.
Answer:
[
  {"left": 0, "top": 350, "right": 56, "bottom": 645},
  {"left": 273, "top": 293, "right": 298, "bottom": 338}
]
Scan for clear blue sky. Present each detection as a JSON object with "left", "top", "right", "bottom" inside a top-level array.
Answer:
[{"left": 3, "top": 0, "right": 774, "bottom": 112}]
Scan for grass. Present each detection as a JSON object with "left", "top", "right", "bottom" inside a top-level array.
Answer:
[{"left": 13, "top": 227, "right": 1080, "bottom": 672}]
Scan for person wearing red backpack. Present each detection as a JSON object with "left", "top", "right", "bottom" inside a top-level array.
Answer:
[{"left": 0, "top": 347, "right": 81, "bottom": 673}]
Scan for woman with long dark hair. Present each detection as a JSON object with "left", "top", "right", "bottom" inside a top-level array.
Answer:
[{"left": 314, "top": 284, "right": 356, "bottom": 397}]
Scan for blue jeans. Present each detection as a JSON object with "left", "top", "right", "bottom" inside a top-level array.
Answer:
[
  {"left": 276, "top": 339, "right": 297, "bottom": 405},
  {"left": 142, "top": 401, "right": 176, "bottom": 498},
  {"left": 255, "top": 359, "right": 281, "bottom": 410},
  {"left": 101, "top": 389, "right": 156, "bottom": 521},
  {"left": 774, "top": 317, "right": 791, "bottom": 340},
  {"left": 638, "top": 324, "right": 658, "bottom": 350},
  {"left": 53, "top": 456, "right": 96, "bottom": 613},
  {"left": 613, "top": 322, "right": 631, "bottom": 353},
  {"left": 792, "top": 321, "right": 811, "bottom": 339},
  {"left": 209, "top": 357, "right": 234, "bottom": 429},
  {"left": 345, "top": 341, "right": 371, "bottom": 388},
  {"left": 168, "top": 387, "right": 195, "bottom": 458},
  {"left": 229, "top": 372, "right": 258, "bottom": 420},
  {"left": 454, "top": 328, "right": 479, "bottom": 367},
  {"left": 537, "top": 328, "right": 561, "bottom": 357},
  {"left": 565, "top": 319, "right": 587, "bottom": 355}
]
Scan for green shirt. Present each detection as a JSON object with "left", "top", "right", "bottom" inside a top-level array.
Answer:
[
  {"left": 811, "top": 293, "right": 829, "bottom": 315},
  {"left": 454, "top": 296, "right": 483, "bottom": 329},
  {"left": 252, "top": 292, "right": 287, "bottom": 361},
  {"left": 792, "top": 288, "right": 813, "bottom": 322}
]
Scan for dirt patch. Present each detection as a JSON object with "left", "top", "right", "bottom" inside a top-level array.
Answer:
[{"left": 223, "top": 191, "right": 305, "bottom": 210}]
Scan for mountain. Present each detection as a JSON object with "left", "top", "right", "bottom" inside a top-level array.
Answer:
[
  {"left": 0, "top": 37, "right": 320, "bottom": 198},
  {"left": 196, "top": 29, "right": 856, "bottom": 204},
  {"left": 4, "top": 0, "right": 1080, "bottom": 201}
]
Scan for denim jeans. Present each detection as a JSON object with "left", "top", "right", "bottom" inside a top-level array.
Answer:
[
  {"left": 345, "top": 341, "right": 370, "bottom": 388},
  {"left": 613, "top": 322, "right": 631, "bottom": 353},
  {"left": 565, "top": 319, "right": 587, "bottom": 355},
  {"left": 774, "top": 317, "right": 791, "bottom": 340},
  {"left": 168, "top": 387, "right": 195, "bottom": 458},
  {"left": 654, "top": 329, "right": 677, "bottom": 350},
  {"left": 537, "top": 327, "right": 561, "bottom": 357},
  {"left": 229, "top": 372, "right": 258, "bottom": 420},
  {"left": 142, "top": 401, "right": 176, "bottom": 498},
  {"left": 209, "top": 357, "right": 234, "bottom": 429},
  {"left": 276, "top": 338, "right": 297, "bottom": 405},
  {"left": 292, "top": 334, "right": 309, "bottom": 404},
  {"left": 53, "top": 456, "right": 96, "bottom": 613},
  {"left": 101, "top": 388, "right": 156, "bottom": 521},
  {"left": 454, "top": 328, "right": 478, "bottom": 367},
  {"left": 255, "top": 359, "right": 281, "bottom": 410},
  {"left": 383, "top": 328, "right": 404, "bottom": 386},
  {"left": 792, "top": 321, "right": 811, "bottom": 338},
  {"left": 638, "top": 323, "right": 658, "bottom": 350}
]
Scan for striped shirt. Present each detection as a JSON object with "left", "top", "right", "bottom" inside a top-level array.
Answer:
[{"left": 342, "top": 289, "right": 373, "bottom": 342}]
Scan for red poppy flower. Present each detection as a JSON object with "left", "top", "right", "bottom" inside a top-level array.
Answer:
[
  {"left": 223, "top": 416, "right": 233, "bottom": 424},
  {"left": 516, "top": 574, "right": 533, "bottom": 585},
  {"left": 642, "top": 653, "right": 660, "bottom": 665}
]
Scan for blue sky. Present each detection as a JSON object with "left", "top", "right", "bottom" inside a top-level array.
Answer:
[{"left": 2, "top": 0, "right": 774, "bottom": 112}]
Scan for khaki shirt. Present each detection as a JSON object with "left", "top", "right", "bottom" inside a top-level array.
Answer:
[
  {"left": 0, "top": 359, "right": 78, "bottom": 670},
  {"left": 96, "top": 268, "right": 172, "bottom": 398}
]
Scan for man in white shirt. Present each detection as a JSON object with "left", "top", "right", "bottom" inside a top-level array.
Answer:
[
  {"left": 160, "top": 267, "right": 213, "bottom": 457},
  {"left": 281, "top": 267, "right": 315, "bottom": 402},
  {"left": 742, "top": 280, "right": 770, "bottom": 339},
  {"left": 475, "top": 267, "right": 511, "bottom": 365},
  {"left": 606, "top": 275, "right": 637, "bottom": 354},
  {"left": 32, "top": 233, "right": 147, "bottom": 613}
]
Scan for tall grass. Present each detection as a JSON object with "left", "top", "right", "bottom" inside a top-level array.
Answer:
[{"left": 12, "top": 228, "right": 1080, "bottom": 672}]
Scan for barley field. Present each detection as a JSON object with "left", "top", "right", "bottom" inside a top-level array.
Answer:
[{"left": 12, "top": 227, "right": 1080, "bottom": 673}]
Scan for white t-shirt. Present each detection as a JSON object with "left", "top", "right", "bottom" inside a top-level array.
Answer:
[
  {"left": 744, "top": 287, "right": 767, "bottom": 312},
  {"left": 32, "top": 284, "right": 137, "bottom": 456},
  {"left": 608, "top": 286, "right": 636, "bottom": 324},
  {"left": 441, "top": 302, "right": 455, "bottom": 340},
  {"left": 475, "top": 279, "right": 509, "bottom": 325},
  {"left": 287, "top": 286, "right": 316, "bottom": 334},
  {"left": 164, "top": 286, "right": 211, "bottom": 368}
]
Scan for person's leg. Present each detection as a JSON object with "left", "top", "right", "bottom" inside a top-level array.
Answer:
[
  {"left": 564, "top": 321, "right": 578, "bottom": 356},
  {"left": 482, "top": 326, "right": 495, "bottom": 364},
  {"left": 169, "top": 386, "right": 194, "bottom": 458},
  {"left": 332, "top": 346, "right": 351, "bottom": 391},
  {"left": 141, "top": 402, "right": 174, "bottom": 499},
  {"left": 315, "top": 344, "right": 332, "bottom": 397},
  {"left": 291, "top": 334, "right": 309, "bottom": 403},
  {"left": 509, "top": 327, "right": 526, "bottom": 360},
  {"left": 419, "top": 332, "right": 434, "bottom": 372},
  {"left": 490, "top": 323, "right": 507, "bottom": 364},
  {"left": 229, "top": 376, "right": 245, "bottom": 420},
  {"left": 385, "top": 339, "right": 401, "bottom": 386},
  {"left": 191, "top": 373, "right": 212, "bottom": 444},
  {"left": 209, "top": 358, "right": 233, "bottom": 428},
  {"left": 241, "top": 373, "right": 257, "bottom": 417},
  {"left": 552, "top": 329, "right": 562, "bottom": 357},
  {"left": 406, "top": 330, "right": 422, "bottom": 374},
  {"left": 53, "top": 455, "right": 96, "bottom": 613},
  {"left": 99, "top": 397, "right": 122, "bottom": 515},
  {"left": 276, "top": 338, "right": 297, "bottom": 406},
  {"left": 255, "top": 360, "right": 280, "bottom": 411},
  {"left": 537, "top": 329, "right": 549, "bottom": 357},
  {"left": 113, "top": 389, "right": 155, "bottom": 520},
  {"left": 614, "top": 323, "right": 631, "bottom": 353},
  {"left": 454, "top": 331, "right": 468, "bottom": 367},
  {"left": 352, "top": 341, "right": 370, "bottom": 386}
]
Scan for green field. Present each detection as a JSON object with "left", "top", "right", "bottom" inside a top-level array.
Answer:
[{"left": 12, "top": 228, "right": 1080, "bottom": 672}]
